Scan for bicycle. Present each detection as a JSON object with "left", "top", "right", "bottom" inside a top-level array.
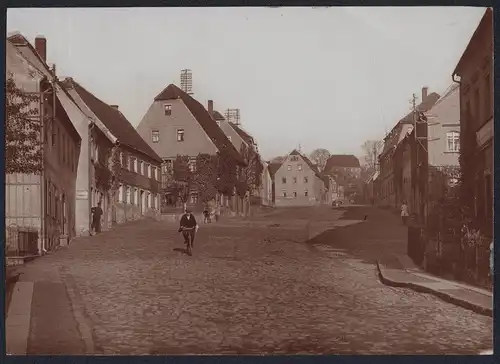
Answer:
[{"left": 180, "top": 226, "right": 196, "bottom": 256}]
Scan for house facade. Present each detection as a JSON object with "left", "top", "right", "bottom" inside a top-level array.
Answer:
[
  {"left": 452, "top": 8, "right": 493, "bottom": 233},
  {"left": 63, "top": 78, "right": 162, "bottom": 229},
  {"left": 136, "top": 84, "right": 245, "bottom": 211},
  {"left": 273, "top": 150, "right": 326, "bottom": 206},
  {"left": 212, "top": 105, "right": 272, "bottom": 206},
  {"left": 426, "top": 83, "right": 461, "bottom": 202},
  {"left": 6, "top": 36, "right": 81, "bottom": 255},
  {"left": 378, "top": 87, "right": 440, "bottom": 210}
]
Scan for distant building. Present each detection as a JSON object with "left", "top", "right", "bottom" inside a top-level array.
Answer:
[
  {"left": 452, "top": 8, "right": 493, "bottom": 233},
  {"left": 135, "top": 84, "right": 245, "bottom": 210},
  {"left": 272, "top": 150, "right": 327, "bottom": 206},
  {"left": 324, "top": 155, "right": 362, "bottom": 179},
  {"left": 213, "top": 106, "right": 272, "bottom": 206}
]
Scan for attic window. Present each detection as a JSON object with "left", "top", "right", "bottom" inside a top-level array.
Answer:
[
  {"left": 177, "top": 129, "right": 185, "bottom": 142},
  {"left": 164, "top": 104, "right": 172, "bottom": 116},
  {"left": 291, "top": 156, "right": 299, "bottom": 162},
  {"left": 152, "top": 130, "right": 160, "bottom": 143}
]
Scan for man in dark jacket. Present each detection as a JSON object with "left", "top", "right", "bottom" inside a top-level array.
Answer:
[
  {"left": 178, "top": 209, "right": 198, "bottom": 246},
  {"left": 91, "top": 201, "right": 103, "bottom": 235}
]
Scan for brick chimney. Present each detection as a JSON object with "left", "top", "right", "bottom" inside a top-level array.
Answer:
[
  {"left": 422, "top": 86, "right": 428, "bottom": 102},
  {"left": 207, "top": 100, "right": 213, "bottom": 117},
  {"left": 34, "top": 36, "right": 47, "bottom": 62},
  {"left": 110, "top": 105, "right": 119, "bottom": 110}
]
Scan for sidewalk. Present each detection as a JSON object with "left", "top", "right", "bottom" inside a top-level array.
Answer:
[{"left": 377, "top": 253, "right": 493, "bottom": 317}]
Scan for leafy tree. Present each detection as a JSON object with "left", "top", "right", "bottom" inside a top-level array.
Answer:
[
  {"left": 309, "top": 148, "right": 331, "bottom": 172},
  {"left": 215, "top": 151, "right": 237, "bottom": 197},
  {"left": 239, "top": 143, "right": 263, "bottom": 197},
  {"left": 5, "top": 73, "right": 42, "bottom": 175},
  {"left": 172, "top": 155, "right": 193, "bottom": 205},
  {"left": 194, "top": 153, "right": 218, "bottom": 203}
]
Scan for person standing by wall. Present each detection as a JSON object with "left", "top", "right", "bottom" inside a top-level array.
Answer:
[{"left": 91, "top": 201, "right": 103, "bottom": 235}]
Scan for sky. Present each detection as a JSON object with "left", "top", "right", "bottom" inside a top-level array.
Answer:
[{"left": 7, "top": 7, "right": 486, "bottom": 160}]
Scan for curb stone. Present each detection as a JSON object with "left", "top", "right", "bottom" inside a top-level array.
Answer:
[{"left": 376, "top": 261, "right": 492, "bottom": 318}]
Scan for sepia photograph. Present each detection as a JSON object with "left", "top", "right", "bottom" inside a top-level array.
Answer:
[{"left": 5, "top": 6, "right": 493, "bottom": 355}]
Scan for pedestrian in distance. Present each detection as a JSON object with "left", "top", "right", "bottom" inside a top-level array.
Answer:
[
  {"left": 178, "top": 208, "right": 199, "bottom": 248},
  {"left": 401, "top": 201, "right": 409, "bottom": 225},
  {"left": 203, "top": 205, "right": 211, "bottom": 224},
  {"left": 90, "top": 201, "right": 103, "bottom": 235}
]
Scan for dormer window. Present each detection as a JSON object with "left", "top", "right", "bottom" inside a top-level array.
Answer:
[{"left": 164, "top": 104, "right": 172, "bottom": 116}]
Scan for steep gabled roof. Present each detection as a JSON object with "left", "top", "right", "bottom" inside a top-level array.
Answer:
[
  {"left": 381, "top": 92, "right": 440, "bottom": 156},
  {"left": 229, "top": 122, "right": 255, "bottom": 146},
  {"left": 268, "top": 163, "right": 282, "bottom": 178},
  {"left": 212, "top": 110, "right": 225, "bottom": 121},
  {"left": 66, "top": 78, "right": 162, "bottom": 163},
  {"left": 153, "top": 84, "right": 245, "bottom": 165},
  {"left": 324, "top": 155, "right": 361, "bottom": 171}
]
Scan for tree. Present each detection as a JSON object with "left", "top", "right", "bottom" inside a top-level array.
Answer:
[
  {"left": 215, "top": 151, "right": 238, "bottom": 197},
  {"left": 5, "top": 73, "right": 42, "bottom": 175},
  {"left": 309, "top": 148, "right": 331, "bottom": 172},
  {"left": 361, "top": 139, "right": 383, "bottom": 171},
  {"left": 239, "top": 143, "right": 263, "bottom": 196},
  {"left": 194, "top": 153, "right": 218, "bottom": 204},
  {"left": 172, "top": 155, "right": 193, "bottom": 207}
]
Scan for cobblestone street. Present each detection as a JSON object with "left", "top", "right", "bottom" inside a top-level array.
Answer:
[{"left": 17, "top": 206, "right": 492, "bottom": 355}]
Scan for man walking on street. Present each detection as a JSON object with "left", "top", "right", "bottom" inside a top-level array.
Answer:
[{"left": 401, "top": 201, "right": 409, "bottom": 225}]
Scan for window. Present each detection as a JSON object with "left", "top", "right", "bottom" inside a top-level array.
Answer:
[
  {"left": 297, "top": 164, "right": 302, "bottom": 171},
  {"left": 304, "top": 176, "right": 308, "bottom": 183},
  {"left": 130, "top": 157, "right": 136, "bottom": 172},
  {"left": 152, "top": 130, "right": 160, "bottom": 143},
  {"left": 293, "top": 191, "right": 297, "bottom": 198},
  {"left": 290, "top": 156, "right": 299, "bottom": 162},
  {"left": 282, "top": 191, "right": 287, "bottom": 197},
  {"left": 228, "top": 136, "right": 232, "bottom": 142},
  {"left": 216, "top": 121, "right": 220, "bottom": 127},
  {"left": 126, "top": 187, "right": 131, "bottom": 204},
  {"left": 145, "top": 163, "right": 150, "bottom": 178},
  {"left": 164, "top": 104, "right": 172, "bottom": 116},
  {"left": 304, "top": 190, "right": 308, "bottom": 197},
  {"left": 446, "top": 131, "right": 460, "bottom": 152},
  {"left": 177, "top": 129, "right": 185, "bottom": 142},
  {"left": 282, "top": 177, "right": 287, "bottom": 184},
  {"left": 189, "top": 160, "right": 196, "bottom": 172},
  {"left": 152, "top": 167, "right": 156, "bottom": 181},
  {"left": 138, "top": 160, "right": 143, "bottom": 175},
  {"left": 190, "top": 193, "right": 198, "bottom": 204},
  {"left": 119, "top": 152, "right": 123, "bottom": 167},
  {"left": 292, "top": 177, "right": 297, "bottom": 184},
  {"left": 287, "top": 165, "right": 292, "bottom": 171}
]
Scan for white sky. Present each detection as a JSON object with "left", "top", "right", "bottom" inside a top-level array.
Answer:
[{"left": 7, "top": 7, "right": 485, "bottom": 160}]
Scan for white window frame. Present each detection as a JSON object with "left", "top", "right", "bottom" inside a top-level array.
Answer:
[
  {"left": 287, "top": 164, "right": 292, "bottom": 171},
  {"left": 304, "top": 189, "right": 308, "bottom": 197},
  {"left": 446, "top": 131, "right": 460, "bottom": 152},
  {"left": 282, "top": 190, "right": 287, "bottom": 198},
  {"left": 216, "top": 121, "right": 221, "bottom": 127},
  {"left": 297, "top": 164, "right": 302, "bottom": 171},
  {"left": 152, "top": 130, "right": 160, "bottom": 143},
  {"left": 293, "top": 191, "right": 297, "bottom": 198},
  {"left": 147, "top": 163, "right": 151, "bottom": 178},
  {"left": 164, "top": 104, "right": 172, "bottom": 116},
  {"left": 126, "top": 186, "right": 131, "bottom": 204},
  {"left": 118, "top": 184, "right": 124, "bottom": 203},
  {"left": 177, "top": 128, "right": 185, "bottom": 142}
]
